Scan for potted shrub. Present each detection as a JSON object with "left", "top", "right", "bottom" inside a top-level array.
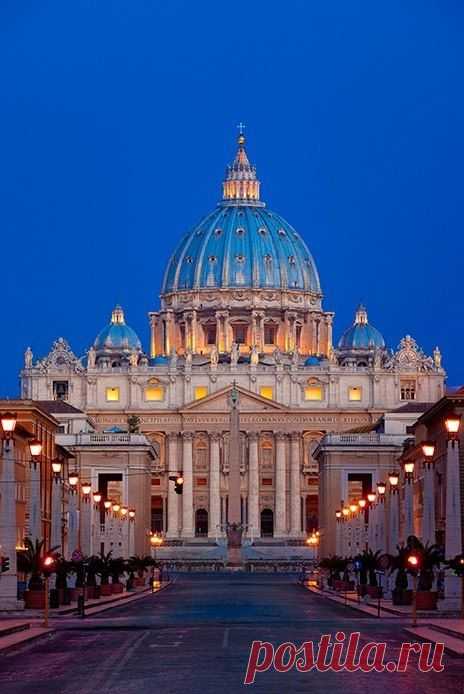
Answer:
[
  {"left": 362, "top": 549, "right": 382, "bottom": 598},
  {"left": 354, "top": 554, "right": 368, "bottom": 597},
  {"left": 70, "top": 559, "right": 86, "bottom": 601},
  {"left": 97, "top": 551, "right": 113, "bottom": 596},
  {"left": 17, "top": 538, "right": 58, "bottom": 609},
  {"left": 390, "top": 544, "right": 413, "bottom": 605},
  {"left": 408, "top": 536, "right": 441, "bottom": 610},
  {"left": 86, "top": 556, "right": 101, "bottom": 599},
  {"left": 55, "top": 558, "right": 74, "bottom": 605},
  {"left": 128, "top": 556, "right": 150, "bottom": 587},
  {"left": 110, "top": 557, "right": 126, "bottom": 593}
]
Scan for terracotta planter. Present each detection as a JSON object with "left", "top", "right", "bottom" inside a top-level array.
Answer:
[
  {"left": 392, "top": 589, "right": 413, "bottom": 606},
  {"left": 415, "top": 591, "right": 438, "bottom": 610},
  {"left": 24, "top": 590, "right": 46, "bottom": 610},
  {"left": 111, "top": 583, "right": 124, "bottom": 594},
  {"left": 100, "top": 584, "right": 112, "bottom": 596},
  {"left": 85, "top": 586, "right": 96, "bottom": 600},
  {"left": 134, "top": 577, "right": 146, "bottom": 587},
  {"left": 357, "top": 584, "right": 368, "bottom": 597},
  {"left": 334, "top": 580, "right": 354, "bottom": 592},
  {"left": 69, "top": 587, "right": 84, "bottom": 602},
  {"left": 367, "top": 586, "right": 382, "bottom": 599}
]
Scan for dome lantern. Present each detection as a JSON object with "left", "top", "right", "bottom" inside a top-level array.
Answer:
[{"left": 222, "top": 125, "right": 262, "bottom": 204}]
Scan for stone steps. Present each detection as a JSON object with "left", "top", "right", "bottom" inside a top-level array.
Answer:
[{"left": 404, "top": 626, "right": 464, "bottom": 657}]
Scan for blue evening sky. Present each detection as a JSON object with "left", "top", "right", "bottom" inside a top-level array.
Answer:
[{"left": 1, "top": 1, "right": 463, "bottom": 394}]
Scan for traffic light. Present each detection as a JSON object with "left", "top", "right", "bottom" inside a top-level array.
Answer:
[
  {"left": 42, "top": 555, "right": 56, "bottom": 576},
  {"left": 1, "top": 556, "right": 10, "bottom": 573}
]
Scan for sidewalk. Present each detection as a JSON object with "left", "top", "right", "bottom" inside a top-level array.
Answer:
[
  {"left": 0, "top": 581, "right": 171, "bottom": 654},
  {"left": 303, "top": 582, "right": 464, "bottom": 657}
]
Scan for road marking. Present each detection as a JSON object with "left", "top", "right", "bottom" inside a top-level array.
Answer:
[
  {"left": 149, "top": 642, "right": 181, "bottom": 648},
  {"left": 222, "top": 628, "right": 230, "bottom": 649}
]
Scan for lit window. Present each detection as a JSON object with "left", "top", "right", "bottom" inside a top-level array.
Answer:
[
  {"left": 400, "top": 380, "right": 416, "bottom": 401},
  {"left": 348, "top": 387, "right": 362, "bottom": 402},
  {"left": 106, "top": 387, "right": 120, "bottom": 402},
  {"left": 260, "top": 386, "right": 274, "bottom": 400},
  {"left": 194, "top": 386, "right": 208, "bottom": 400},
  {"left": 304, "top": 386, "right": 323, "bottom": 401},
  {"left": 145, "top": 386, "right": 164, "bottom": 402},
  {"left": 264, "top": 325, "right": 276, "bottom": 345},
  {"left": 262, "top": 478, "right": 273, "bottom": 486}
]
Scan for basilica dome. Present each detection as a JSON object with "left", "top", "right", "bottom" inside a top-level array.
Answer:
[
  {"left": 94, "top": 306, "right": 142, "bottom": 352},
  {"left": 161, "top": 134, "right": 321, "bottom": 295},
  {"left": 338, "top": 305, "right": 385, "bottom": 351}
]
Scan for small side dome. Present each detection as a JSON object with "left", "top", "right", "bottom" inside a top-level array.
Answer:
[
  {"left": 94, "top": 306, "right": 142, "bottom": 352},
  {"left": 338, "top": 305, "right": 385, "bottom": 351},
  {"left": 304, "top": 355, "right": 321, "bottom": 366},
  {"left": 150, "top": 355, "right": 169, "bottom": 366}
]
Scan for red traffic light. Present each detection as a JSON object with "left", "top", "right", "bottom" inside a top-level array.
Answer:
[{"left": 42, "top": 555, "right": 56, "bottom": 575}]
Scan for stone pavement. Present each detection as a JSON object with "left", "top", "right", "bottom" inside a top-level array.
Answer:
[{"left": 0, "top": 573, "right": 461, "bottom": 693}]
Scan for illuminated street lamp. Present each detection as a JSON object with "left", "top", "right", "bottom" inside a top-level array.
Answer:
[
  {"left": 104, "top": 499, "right": 112, "bottom": 512},
  {"left": 0, "top": 412, "right": 17, "bottom": 444},
  {"left": 358, "top": 498, "right": 367, "bottom": 510},
  {"left": 421, "top": 441, "right": 436, "bottom": 461},
  {"left": 407, "top": 553, "right": 421, "bottom": 627},
  {"left": 367, "top": 492, "right": 376, "bottom": 505},
  {"left": 388, "top": 472, "right": 399, "bottom": 491},
  {"left": 28, "top": 438, "right": 43, "bottom": 461},
  {"left": 445, "top": 413, "right": 461, "bottom": 443},
  {"left": 120, "top": 506, "right": 129, "bottom": 519},
  {"left": 349, "top": 503, "right": 358, "bottom": 514},
  {"left": 69, "top": 473, "right": 79, "bottom": 490},
  {"left": 112, "top": 502, "right": 121, "bottom": 514},
  {"left": 93, "top": 492, "right": 102, "bottom": 505},
  {"left": 128, "top": 509, "right": 136, "bottom": 520},
  {"left": 51, "top": 460, "right": 62, "bottom": 481},
  {"left": 81, "top": 482, "right": 92, "bottom": 501},
  {"left": 342, "top": 507, "right": 350, "bottom": 518},
  {"left": 403, "top": 460, "right": 415, "bottom": 481},
  {"left": 335, "top": 510, "right": 342, "bottom": 520},
  {"left": 377, "top": 481, "right": 386, "bottom": 497}
]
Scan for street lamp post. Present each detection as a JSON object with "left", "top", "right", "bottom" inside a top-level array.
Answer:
[
  {"left": 28, "top": 437, "right": 43, "bottom": 543},
  {"left": 67, "top": 472, "right": 79, "bottom": 557},
  {"left": 407, "top": 553, "right": 420, "bottom": 627},
  {"left": 150, "top": 534, "right": 163, "bottom": 589},
  {"left": 402, "top": 460, "right": 415, "bottom": 542},
  {"left": 387, "top": 472, "right": 400, "bottom": 554},
  {"left": 367, "top": 492, "right": 376, "bottom": 550},
  {"left": 376, "top": 483, "right": 386, "bottom": 553},
  {"left": 50, "top": 460, "right": 63, "bottom": 551},
  {"left": 421, "top": 441, "right": 436, "bottom": 546},
  {"left": 444, "top": 413, "right": 462, "bottom": 608}
]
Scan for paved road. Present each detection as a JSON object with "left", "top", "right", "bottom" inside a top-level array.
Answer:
[{"left": 0, "top": 574, "right": 461, "bottom": 693}]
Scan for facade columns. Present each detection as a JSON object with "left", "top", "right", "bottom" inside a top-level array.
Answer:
[
  {"left": 248, "top": 433, "right": 259, "bottom": 539},
  {"left": 0, "top": 440, "right": 22, "bottom": 609},
  {"left": 274, "top": 433, "right": 287, "bottom": 537},
  {"left": 167, "top": 434, "right": 179, "bottom": 538},
  {"left": 289, "top": 432, "right": 301, "bottom": 536},
  {"left": 444, "top": 440, "right": 462, "bottom": 607},
  {"left": 80, "top": 496, "right": 92, "bottom": 556},
  {"left": 209, "top": 433, "right": 221, "bottom": 537},
  {"left": 181, "top": 432, "right": 194, "bottom": 538}
]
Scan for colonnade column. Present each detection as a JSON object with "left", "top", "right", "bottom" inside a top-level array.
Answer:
[
  {"left": 248, "top": 433, "right": 259, "bottom": 540},
  {"left": 209, "top": 433, "right": 221, "bottom": 537},
  {"left": 167, "top": 433, "right": 179, "bottom": 538},
  {"left": 181, "top": 432, "right": 194, "bottom": 538},
  {"left": 50, "top": 477, "right": 63, "bottom": 551},
  {"left": 274, "top": 433, "right": 287, "bottom": 537},
  {"left": 0, "top": 439, "right": 21, "bottom": 608},
  {"left": 289, "top": 432, "right": 301, "bottom": 537}
]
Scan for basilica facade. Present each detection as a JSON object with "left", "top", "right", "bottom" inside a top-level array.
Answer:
[{"left": 21, "top": 132, "right": 445, "bottom": 542}]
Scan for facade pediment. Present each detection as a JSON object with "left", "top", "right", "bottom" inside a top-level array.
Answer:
[{"left": 181, "top": 385, "right": 288, "bottom": 413}]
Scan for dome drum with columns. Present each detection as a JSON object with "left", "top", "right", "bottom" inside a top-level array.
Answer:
[{"left": 20, "top": 130, "right": 446, "bottom": 546}]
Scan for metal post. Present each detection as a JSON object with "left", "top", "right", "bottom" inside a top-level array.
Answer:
[
  {"left": 412, "top": 574, "right": 417, "bottom": 627},
  {"left": 43, "top": 576, "right": 49, "bottom": 628}
]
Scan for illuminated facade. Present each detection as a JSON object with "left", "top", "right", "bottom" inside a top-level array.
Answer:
[{"left": 20, "top": 133, "right": 446, "bottom": 542}]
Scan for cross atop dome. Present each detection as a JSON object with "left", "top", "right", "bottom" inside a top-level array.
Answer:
[{"left": 222, "top": 127, "right": 261, "bottom": 204}]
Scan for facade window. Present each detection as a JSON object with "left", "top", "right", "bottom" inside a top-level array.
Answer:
[
  {"left": 264, "top": 324, "right": 276, "bottom": 345},
  {"left": 204, "top": 324, "right": 217, "bottom": 345},
  {"left": 400, "top": 379, "right": 416, "bottom": 401},
  {"left": 348, "top": 386, "right": 362, "bottom": 402},
  {"left": 53, "top": 381, "right": 69, "bottom": 401},
  {"left": 179, "top": 324, "right": 186, "bottom": 345},
  {"left": 194, "top": 386, "right": 208, "bottom": 400},
  {"left": 259, "top": 386, "right": 274, "bottom": 400},
  {"left": 106, "top": 387, "right": 120, "bottom": 402},
  {"left": 196, "top": 477, "right": 207, "bottom": 486},
  {"left": 262, "top": 478, "right": 273, "bottom": 486},
  {"left": 233, "top": 324, "right": 247, "bottom": 344},
  {"left": 145, "top": 386, "right": 164, "bottom": 402},
  {"left": 295, "top": 325, "right": 302, "bottom": 348},
  {"left": 304, "top": 385, "right": 323, "bottom": 401}
]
